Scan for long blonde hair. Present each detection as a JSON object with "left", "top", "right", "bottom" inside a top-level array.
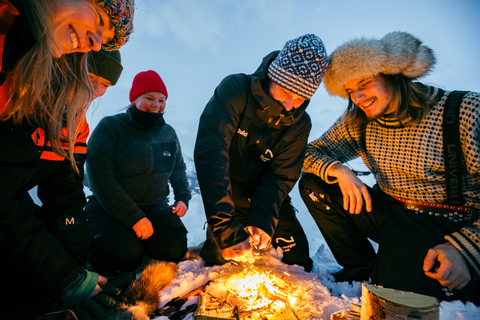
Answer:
[{"left": 1, "top": 0, "right": 94, "bottom": 170}]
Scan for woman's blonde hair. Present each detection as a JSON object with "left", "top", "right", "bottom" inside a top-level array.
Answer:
[{"left": 0, "top": 0, "right": 94, "bottom": 171}]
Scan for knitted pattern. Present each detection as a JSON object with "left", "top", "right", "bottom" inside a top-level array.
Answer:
[
  {"left": 268, "top": 34, "right": 328, "bottom": 99},
  {"left": 303, "top": 86, "right": 480, "bottom": 275},
  {"left": 94, "top": 0, "right": 135, "bottom": 50}
]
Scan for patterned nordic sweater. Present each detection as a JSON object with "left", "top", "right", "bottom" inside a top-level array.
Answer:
[{"left": 303, "top": 85, "right": 480, "bottom": 276}]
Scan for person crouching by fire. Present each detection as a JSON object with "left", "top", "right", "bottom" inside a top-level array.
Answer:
[
  {"left": 299, "top": 31, "right": 479, "bottom": 304},
  {"left": 85, "top": 70, "right": 191, "bottom": 276},
  {"left": 194, "top": 34, "right": 329, "bottom": 271}
]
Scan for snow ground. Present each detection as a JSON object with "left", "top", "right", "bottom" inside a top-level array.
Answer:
[{"left": 154, "top": 190, "right": 480, "bottom": 320}]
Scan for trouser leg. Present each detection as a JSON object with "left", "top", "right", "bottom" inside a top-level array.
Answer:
[
  {"left": 199, "top": 226, "right": 228, "bottom": 267},
  {"left": 143, "top": 205, "right": 188, "bottom": 263},
  {"left": 299, "top": 173, "right": 383, "bottom": 268},
  {"left": 86, "top": 197, "right": 143, "bottom": 276},
  {"left": 272, "top": 196, "right": 312, "bottom": 271}
]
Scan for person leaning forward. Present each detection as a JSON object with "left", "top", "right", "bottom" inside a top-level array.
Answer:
[
  {"left": 299, "top": 31, "right": 480, "bottom": 303},
  {"left": 194, "top": 34, "right": 329, "bottom": 271}
]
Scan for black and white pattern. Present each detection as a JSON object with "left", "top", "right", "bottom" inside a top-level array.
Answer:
[
  {"left": 303, "top": 86, "right": 480, "bottom": 275},
  {"left": 268, "top": 34, "right": 328, "bottom": 99}
]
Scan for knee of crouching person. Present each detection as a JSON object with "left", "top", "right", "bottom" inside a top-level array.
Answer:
[{"left": 299, "top": 173, "right": 332, "bottom": 204}]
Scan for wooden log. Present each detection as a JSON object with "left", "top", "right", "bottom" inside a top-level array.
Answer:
[{"left": 360, "top": 284, "right": 439, "bottom": 320}]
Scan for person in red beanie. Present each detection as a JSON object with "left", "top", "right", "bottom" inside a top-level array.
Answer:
[{"left": 85, "top": 70, "right": 191, "bottom": 276}]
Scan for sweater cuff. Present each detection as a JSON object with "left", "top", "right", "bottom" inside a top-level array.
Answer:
[
  {"left": 445, "top": 231, "right": 480, "bottom": 277},
  {"left": 323, "top": 160, "right": 340, "bottom": 184},
  {"left": 60, "top": 269, "right": 99, "bottom": 308}
]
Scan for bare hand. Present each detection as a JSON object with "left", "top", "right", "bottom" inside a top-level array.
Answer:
[
  {"left": 245, "top": 226, "right": 271, "bottom": 253},
  {"left": 221, "top": 238, "right": 256, "bottom": 264},
  {"left": 423, "top": 242, "right": 471, "bottom": 290},
  {"left": 132, "top": 217, "right": 154, "bottom": 240},
  {"left": 170, "top": 201, "right": 188, "bottom": 217},
  {"left": 328, "top": 163, "right": 372, "bottom": 214},
  {"left": 88, "top": 275, "right": 107, "bottom": 298}
]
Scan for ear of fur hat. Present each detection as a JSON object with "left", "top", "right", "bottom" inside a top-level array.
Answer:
[
  {"left": 106, "top": 260, "right": 178, "bottom": 320},
  {"left": 324, "top": 31, "right": 436, "bottom": 98}
]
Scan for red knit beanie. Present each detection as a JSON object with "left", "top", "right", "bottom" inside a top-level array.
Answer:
[{"left": 129, "top": 70, "right": 168, "bottom": 102}]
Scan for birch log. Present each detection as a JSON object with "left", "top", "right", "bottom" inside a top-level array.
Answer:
[{"left": 360, "top": 284, "right": 439, "bottom": 320}]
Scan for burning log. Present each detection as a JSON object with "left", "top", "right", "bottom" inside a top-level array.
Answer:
[
  {"left": 194, "top": 266, "right": 304, "bottom": 319},
  {"left": 360, "top": 284, "right": 439, "bottom": 320}
]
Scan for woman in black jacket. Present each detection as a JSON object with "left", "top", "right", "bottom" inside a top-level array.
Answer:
[{"left": 0, "top": 0, "right": 133, "bottom": 317}]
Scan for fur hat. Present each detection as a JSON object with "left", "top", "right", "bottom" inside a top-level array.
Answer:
[
  {"left": 87, "top": 49, "right": 123, "bottom": 85},
  {"left": 129, "top": 70, "right": 168, "bottom": 102},
  {"left": 94, "top": 0, "right": 135, "bottom": 51},
  {"left": 324, "top": 31, "right": 436, "bottom": 98},
  {"left": 268, "top": 34, "right": 328, "bottom": 100}
]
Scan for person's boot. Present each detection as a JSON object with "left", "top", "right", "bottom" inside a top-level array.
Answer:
[{"left": 331, "top": 265, "right": 372, "bottom": 283}]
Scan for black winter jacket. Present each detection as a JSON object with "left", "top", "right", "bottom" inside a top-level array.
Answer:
[
  {"left": 0, "top": 1, "right": 87, "bottom": 298},
  {"left": 86, "top": 106, "right": 191, "bottom": 228},
  {"left": 194, "top": 51, "right": 312, "bottom": 250}
]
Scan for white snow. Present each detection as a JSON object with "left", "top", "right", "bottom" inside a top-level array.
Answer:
[{"left": 151, "top": 191, "right": 480, "bottom": 320}]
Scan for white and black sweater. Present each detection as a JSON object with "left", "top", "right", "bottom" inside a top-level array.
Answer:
[{"left": 303, "top": 85, "right": 480, "bottom": 276}]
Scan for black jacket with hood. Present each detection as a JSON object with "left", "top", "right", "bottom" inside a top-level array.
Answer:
[{"left": 194, "top": 51, "right": 312, "bottom": 251}]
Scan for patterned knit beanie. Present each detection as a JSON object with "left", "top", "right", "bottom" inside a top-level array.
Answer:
[
  {"left": 87, "top": 49, "right": 123, "bottom": 85},
  {"left": 129, "top": 70, "right": 168, "bottom": 102},
  {"left": 324, "top": 31, "right": 436, "bottom": 98},
  {"left": 268, "top": 34, "right": 328, "bottom": 99},
  {"left": 94, "top": 0, "right": 135, "bottom": 50}
]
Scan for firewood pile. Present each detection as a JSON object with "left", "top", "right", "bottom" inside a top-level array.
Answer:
[{"left": 194, "top": 265, "right": 312, "bottom": 319}]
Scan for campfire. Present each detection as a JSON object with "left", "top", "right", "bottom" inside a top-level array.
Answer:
[{"left": 195, "top": 264, "right": 312, "bottom": 319}]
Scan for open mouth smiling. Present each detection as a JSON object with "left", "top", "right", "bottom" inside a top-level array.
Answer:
[{"left": 69, "top": 25, "right": 79, "bottom": 50}]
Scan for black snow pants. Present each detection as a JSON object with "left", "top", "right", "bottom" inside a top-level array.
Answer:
[
  {"left": 85, "top": 196, "right": 188, "bottom": 276},
  {"left": 299, "top": 173, "right": 479, "bottom": 304}
]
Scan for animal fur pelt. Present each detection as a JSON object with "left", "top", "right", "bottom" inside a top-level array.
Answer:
[
  {"left": 106, "top": 260, "right": 178, "bottom": 320},
  {"left": 324, "top": 31, "right": 436, "bottom": 98}
]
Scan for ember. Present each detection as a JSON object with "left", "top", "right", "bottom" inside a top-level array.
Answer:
[{"left": 195, "top": 265, "right": 308, "bottom": 319}]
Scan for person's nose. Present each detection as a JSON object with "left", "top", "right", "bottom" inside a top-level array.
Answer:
[
  {"left": 351, "top": 89, "right": 365, "bottom": 105},
  {"left": 283, "top": 98, "right": 294, "bottom": 111},
  {"left": 87, "top": 30, "right": 103, "bottom": 51}
]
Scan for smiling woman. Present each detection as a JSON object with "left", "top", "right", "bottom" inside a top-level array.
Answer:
[{"left": 0, "top": 0, "right": 134, "bottom": 318}]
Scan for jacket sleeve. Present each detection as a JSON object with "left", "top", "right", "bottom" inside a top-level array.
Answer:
[
  {"left": 0, "top": 123, "right": 84, "bottom": 295},
  {"left": 194, "top": 74, "right": 250, "bottom": 249},
  {"left": 86, "top": 118, "right": 145, "bottom": 228},
  {"left": 169, "top": 130, "right": 191, "bottom": 207},
  {"left": 303, "top": 117, "right": 364, "bottom": 183},
  {"left": 246, "top": 117, "right": 312, "bottom": 237},
  {"left": 36, "top": 123, "right": 89, "bottom": 267}
]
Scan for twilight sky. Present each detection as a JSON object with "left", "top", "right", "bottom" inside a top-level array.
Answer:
[{"left": 86, "top": 0, "right": 480, "bottom": 157}]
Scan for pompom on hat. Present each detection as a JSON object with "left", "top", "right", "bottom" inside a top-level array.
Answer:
[
  {"left": 87, "top": 49, "right": 123, "bottom": 85},
  {"left": 129, "top": 70, "right": 168, "bottom": 102},
  {"left": 94, "top": 0, "right": 135, "bottom": 51},
  {"left": 268, "top": 34, "right": 329, "bottom": 100},
  {"left": 324, "top": 31, "right": 436, "bottom": 98}
]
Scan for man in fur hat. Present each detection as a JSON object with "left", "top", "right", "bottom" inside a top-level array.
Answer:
[
  {"left": 299, "top": 31, "right": 479, "bottom": 303},
  {"left": 194, "top": 34, "right": 329, "bottom": 271}
]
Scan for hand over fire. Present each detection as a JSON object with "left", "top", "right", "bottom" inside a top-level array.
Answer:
[{"left": 221, "top": 226, "right": 271, "bottom": 264}]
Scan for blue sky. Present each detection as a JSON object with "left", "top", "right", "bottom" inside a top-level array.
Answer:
[{"left": 87, "top": 0, "right": 480, "bottom": 156}]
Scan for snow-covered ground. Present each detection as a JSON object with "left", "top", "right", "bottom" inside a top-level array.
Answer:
[{"left": 154, "top": 186, "right": 480, "bottom": 320}]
